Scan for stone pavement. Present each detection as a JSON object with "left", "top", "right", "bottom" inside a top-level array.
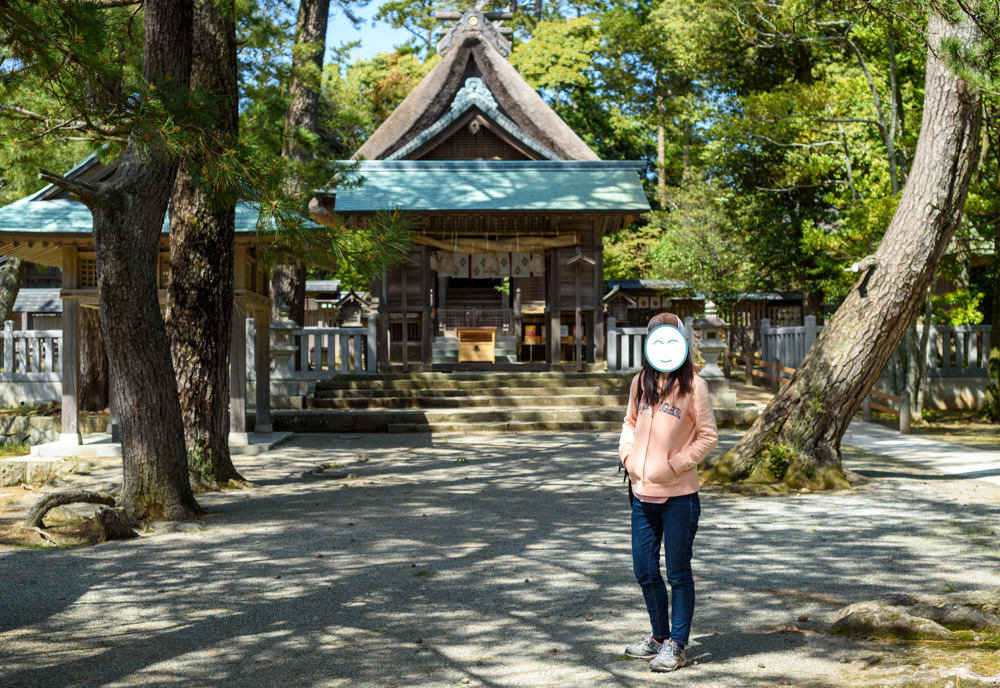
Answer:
[
  {"left": 844, "top": 419, "right": 1000, "bottom": 487},
  {"left": 1, "top": 430, "right": 999, "bottom": 687}
]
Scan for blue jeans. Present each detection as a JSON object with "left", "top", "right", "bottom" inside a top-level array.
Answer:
[{"left": 631, "top": 492, "right": 700, "bottom": 646}]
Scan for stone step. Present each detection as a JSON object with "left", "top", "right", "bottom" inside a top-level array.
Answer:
[
  {"left": 307, "top": 394, "right": 630, "bottom": 410},
  {"left": 314, "top": 385, "right": 628, "bottom": 400},
  {"left": 251, "top": 404, "right": 761, "bottom": 434},
  {"left": 315, "top": 375, "right": 633, "bottom": 392}
]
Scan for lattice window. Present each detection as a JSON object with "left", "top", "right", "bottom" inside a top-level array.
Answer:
[
  {"left": 520, "top": 276, "right": 545, "bottom": 301},
  {"left": 257, "top": 266, "right": 267, "bottom": 296},
  {"left": 78, "top": 258, "right": 97, "bottom": 288},
  {"left": 419, "top": 126, "right": 530, "bottom": 161}
]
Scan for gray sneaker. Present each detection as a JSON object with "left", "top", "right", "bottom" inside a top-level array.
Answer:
[
  {"left": 649, "top": 639, "right": 686, "bottom": 672},
  {"left": 624, "top": 632, "right": 662, "bottom": 659}
]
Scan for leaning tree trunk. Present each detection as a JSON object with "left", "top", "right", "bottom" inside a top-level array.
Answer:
[
  {"left": 165, "top": 0, "right": 245, "bottom": 490},
  {"left": 41, "top": 0, "right": 202, "bottom": 521},
  {"left": 271, "top": 0, "right": 330, "bottom": 324},
  {"left": 0, "top": 256, "right": 24, "bottom": 324},
  {"left": 79, "top": 307, "right": 108, "bottom": 412},
  {"left": 706, "top": 14, "right": 982, "bottom": 489}
]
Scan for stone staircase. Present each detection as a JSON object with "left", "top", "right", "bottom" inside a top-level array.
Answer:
[
  {"left": 250, "top": 372, "right": 763, "bottom": 434},
  {"left": 431, "top": 335, "right": 518, "bottom": 365},
  {"left": 263, "top": 372, "right": 632, "bottom": 433}
]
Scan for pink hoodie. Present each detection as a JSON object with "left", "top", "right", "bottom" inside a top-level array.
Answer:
[{"left": 619, "top": 373, "right": 719, "bottom": 499}]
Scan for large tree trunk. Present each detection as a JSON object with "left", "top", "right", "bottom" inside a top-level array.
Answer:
[
  {"left": 0, "top": 257, "right": 24, "bottom": 324},
  {"left": 79, "top": 307, "right": 108, "bottom": 412},
  {"left": 705, "top": 14, "right": 982, "bottom": 488},
  {"left": 986, "top": 223, "right": 1000, "bottom": 421},
  {"left": 271, "top": 0, "right": 330, "bottom": 324},
  {"left": 43, "top": 0, "right": 203, "bottom": 520},
  {"left": 165, "top": 0, "right": 245, "bottom": 490}
]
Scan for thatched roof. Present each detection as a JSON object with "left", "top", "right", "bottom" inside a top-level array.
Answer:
[{"left": 353, "top": 32, "right": 599, "bottom": 162}]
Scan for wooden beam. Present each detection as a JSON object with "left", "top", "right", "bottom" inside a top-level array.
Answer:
[
  {"left": 229, "top": 243, "right": 248, "bottom": 444},
  {"left": 421, "top": 246, "right": 432, "bottom": 367}
]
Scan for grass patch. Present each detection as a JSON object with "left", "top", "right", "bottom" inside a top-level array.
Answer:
[
  {"left": 412, "top": 569, "right": 431, "bottom": 578},
  {"left": 454, "top": 458, "right": 468, "bottom": 464},
  {"left": 0, "top": 445, "right": 29, "bottom": 460},
  {"left": 616, "top": 654, "right": 640, "bottom": 661}
]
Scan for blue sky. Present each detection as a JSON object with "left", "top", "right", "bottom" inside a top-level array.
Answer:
[{"left": 326, "top": 3, "right": 413, "bottom": 62}]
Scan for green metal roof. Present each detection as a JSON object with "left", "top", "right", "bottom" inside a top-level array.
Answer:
[
  {"left": 328, "top": 161, "right": 651, "bottom": 213},
  {"left": 0, "top": 197, "right": 280, "bottom": 236}
]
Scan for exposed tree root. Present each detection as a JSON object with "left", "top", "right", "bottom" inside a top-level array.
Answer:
[
  {"left": 701, "top": 447, "right": 852, "bottom": 492},
  {"left": 23, "top": 490, "right": 116, "bottom": 529},
  {"left": 189, "top": 472, "right": 256, "bottom": 493}
]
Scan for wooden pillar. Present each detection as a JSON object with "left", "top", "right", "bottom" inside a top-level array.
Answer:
[
  {"left": 547, "top": 249, "right": 561, "bottom": 368},
  {"left": 229, "top": 244, "right": 248, "bottom": 444},
  {"left": 401, "top": 260, "right": 409, "bottom": 372},
  {"left": 254, "top": 306, "right": 272, "bottom": 434},
  {"left": 60, "top": 245, "right": 81, "bottom": 444},
  {"left": 376, "top": 270, "right": 389, "bottom": 371},
  {"left": 421, "top": 247, "right": 432, "bottom": 367},
  {"left": 593, "top": 222, "right": 605, "bottom": 365}
]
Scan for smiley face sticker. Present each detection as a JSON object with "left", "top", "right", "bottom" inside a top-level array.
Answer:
[{"left": 644, "top": 325, "right": 688, "bottom": 373}]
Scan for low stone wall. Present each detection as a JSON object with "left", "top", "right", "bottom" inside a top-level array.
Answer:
[
  {"left": 0, "top": 413, "right": 109, "bottom": 447},
  {"left": 0, "top": 381, "right": 61, "bottom": 408}
]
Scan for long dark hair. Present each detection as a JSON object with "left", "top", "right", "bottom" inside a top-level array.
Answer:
[{"left": 637, "top": 347, "right": 695, "bottom": 410}]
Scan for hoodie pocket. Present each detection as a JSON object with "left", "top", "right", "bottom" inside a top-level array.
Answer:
[{"left": 644, "top": 449, "right": 679, "bottom": 484}]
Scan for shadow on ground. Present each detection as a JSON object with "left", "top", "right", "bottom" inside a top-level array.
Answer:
[{"left": 0, "top": 431, "right": 998, "bottom": 687}]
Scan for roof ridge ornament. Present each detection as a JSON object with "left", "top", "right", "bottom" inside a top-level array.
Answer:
[
  {"left": 435, "top": 2, "right": 514, "bottom": 58},
  {"left": 451, "top": 77, "right": 498, "bottom": 113}
]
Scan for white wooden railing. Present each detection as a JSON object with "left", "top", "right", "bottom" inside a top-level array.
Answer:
[
  {"left": 924, "top": 324, "right": 990, "bottom": 378},
  {"left": 1, "top": 321, "right": 61, "bottom": 381},
  {"left": 761, "top": 318, "right": 990, "bottom": 378},
  {"left": 760, "top": 316, "right": 824, "bottom": 370},
  {"left": 607, "top": 316, "right": 695, "bottom": 373},
  {"left": 298, "top": 321, "right": 377, "bottom": 378}
]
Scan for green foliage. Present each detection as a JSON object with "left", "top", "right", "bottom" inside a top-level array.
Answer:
[
  {"left": 760, "top": 442, "right": 794, "bottom": 481},
  {"left": 933, "top": 289, "right": 985, "bottom": 325}
]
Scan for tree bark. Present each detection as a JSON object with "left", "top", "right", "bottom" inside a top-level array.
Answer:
[
  {"left": 706, "top": 14, "right": 982, "bottom": 488},
  {"left": 0, "top": 257, "right": 24, "bottom": 324},
  {"left": 79, "top": 307, "right": 109, "bottom": 412},
  {"left": 43, "top": 0, "right": 203, "bottom": 520},
  {"left": 986, "top": 222, "right": 1000, "bottom": 421},
  {"left": 271, "top": 0, "right": 331, "bottom": 324},
  {"left": 165, "top": 0, "right": 245, "bottom": 489}
]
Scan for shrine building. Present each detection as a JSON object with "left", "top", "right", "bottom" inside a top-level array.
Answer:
[{"left": 311, "top": 6, "right": 649, "bottom": 371}]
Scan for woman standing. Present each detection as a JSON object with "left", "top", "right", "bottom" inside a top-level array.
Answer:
[{"left": 619, "top": 313, "right": 718, "bottom": 672}]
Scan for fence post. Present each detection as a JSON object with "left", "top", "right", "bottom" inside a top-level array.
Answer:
[
  {"left": 770, "top": 357, "right": 780, "bottom": 394},
  {"left": 722, "top": 350, "right": 730, "bottom": 379},
  {"left": 760, "top": 318, "right": 771, "bottom": 362},
  {"left": 366, "top": 317, "right": 377, "bottom": 373},
  {"left": 3, "top": 320, "right": 13, "bottom": 373},
  {"left": 607, "top": 317, "right": 617, "bottom": 373},
  {"left": 863, "top": 394, "right": 872, "bottom": 422},
  {"left": 745, "top": 352, "right": 753, "bottom": 387},
  {"left": 899, "top": 391, "right": 911, "bottom": 434},
  {"left": 805, "top": 315, "right": 817, "bottom": 350}
]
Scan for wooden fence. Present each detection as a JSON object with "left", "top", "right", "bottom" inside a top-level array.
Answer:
[
  {"left": 607, "top": 316, "right": 695, "bottom": 373},
  {"left": 730, "top": 351, "right": 912, "bottom": 434},
  {"left": 297, "top": 322, "right": 377, "bottom": 378},
  {"left": 1, "top": 321, "right": 61, "bottom": 381}
]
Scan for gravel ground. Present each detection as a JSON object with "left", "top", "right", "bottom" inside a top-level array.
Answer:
[{"left": 1, "top": 431, "right": 999, "bottom": 688}]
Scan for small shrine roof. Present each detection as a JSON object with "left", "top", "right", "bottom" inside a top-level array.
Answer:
[{"left": 325, "top": 160, "right": 650, "bottom": 213}]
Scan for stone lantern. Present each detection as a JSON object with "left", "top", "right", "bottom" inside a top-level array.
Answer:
[
  {"left": 694, "top": 301, "right": 736, "bottom": 409},
  {"left": 270, "top": 304, "right": 301, "bottom": 399}
]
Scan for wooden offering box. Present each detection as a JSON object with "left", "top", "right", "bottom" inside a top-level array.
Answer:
[{"left": 457, "top": 327, "right": 496, "bottom": 363}]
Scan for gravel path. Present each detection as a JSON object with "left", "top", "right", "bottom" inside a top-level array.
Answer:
[{"left": 1, "top": 431, "right": 999, "bottom": 688}]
